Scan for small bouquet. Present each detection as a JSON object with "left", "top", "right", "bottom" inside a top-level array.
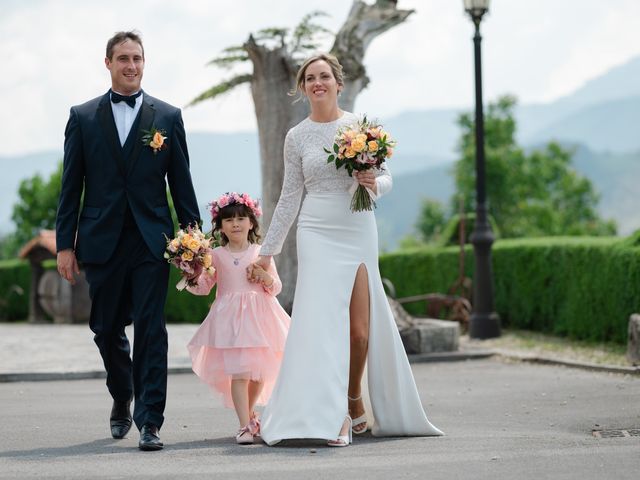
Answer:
[
  {"left": 324, "top": 116, "right": 396, "bottom": 212},
  {"left": 164, "top": 224, "right": 214, "bottom": 291}
]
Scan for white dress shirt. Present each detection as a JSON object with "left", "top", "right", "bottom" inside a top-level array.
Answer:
[{"left": 110, "top": 91, "right": 143, "bottom": 146}]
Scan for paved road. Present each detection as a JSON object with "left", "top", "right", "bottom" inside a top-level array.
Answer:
[{"left": 1, "top": 358, "right": 638, "bottom": 479}]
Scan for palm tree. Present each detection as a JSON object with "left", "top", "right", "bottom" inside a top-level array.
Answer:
[{"left": 190, "top": 0, "right": 413, "bottom": 310}]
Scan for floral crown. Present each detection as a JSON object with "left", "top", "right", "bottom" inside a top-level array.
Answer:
[{"left": 207, "top": 192, "right": 262, "bottom": 221}]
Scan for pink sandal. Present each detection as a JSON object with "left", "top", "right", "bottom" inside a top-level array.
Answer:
[{"left": 235, "top": 425, "right": 254, "bottom": 445}]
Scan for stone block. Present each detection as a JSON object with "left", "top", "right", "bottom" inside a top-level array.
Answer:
[{"left": 400, "top": 318, "right": 460, "bottom": 354}]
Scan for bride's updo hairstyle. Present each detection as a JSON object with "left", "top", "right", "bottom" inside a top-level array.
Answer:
[{"left": 290, "top": 52, "right": 345, "bottom": 102}]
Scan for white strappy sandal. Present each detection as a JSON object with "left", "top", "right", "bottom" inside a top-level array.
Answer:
[
  {"left": 348, "top": 394, "right": 368, "bottom": 435},
  {"left": 327, "top": 416, "right": 352, "bottom": 447}
]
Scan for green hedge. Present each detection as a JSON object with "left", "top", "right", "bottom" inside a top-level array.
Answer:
[
  {"left": 380, "top": 236, "right": 640, "bottom": 344},
  {"left": 164, "top": 267, "right": 213, "bottom": 323},
  {"left": 0, "top": 259, "right": 31, "bottom": 321},
  {"left": 5, "top": 235, "right": 639, "bottom": 341},
  {"left": 0, "top": 258, "right": 212, "bottom": 324}
]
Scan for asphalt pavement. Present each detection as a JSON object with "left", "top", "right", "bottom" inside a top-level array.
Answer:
[{"left": 0, "top": 324, "right": 638, "bottom": 479}]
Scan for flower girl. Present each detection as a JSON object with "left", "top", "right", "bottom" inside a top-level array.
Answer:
[{"left": 187, "top": 192, "right": 290, "bottom": 444}]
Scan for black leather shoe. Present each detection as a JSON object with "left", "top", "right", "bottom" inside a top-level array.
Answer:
[
  {"left": 139, "top": 424, "right": 163, "bottom": 451},
  {"left": 110, "top": 400, "right": 132, "bottom": 439}
]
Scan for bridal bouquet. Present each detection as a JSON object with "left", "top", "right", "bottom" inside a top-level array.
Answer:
[
  {"left": 164, "top": 224, "right": 214, "bottom": 291},
  {"left": 324, "top": 116, "right": 396, "bottom": 212}
]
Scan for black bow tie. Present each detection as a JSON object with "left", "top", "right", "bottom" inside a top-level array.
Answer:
[{"left": 110, "top": 90, "right": 142, "bottom": 108}]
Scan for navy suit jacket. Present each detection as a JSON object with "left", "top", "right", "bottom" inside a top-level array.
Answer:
[{"left": 56, "top": 91, "right": 200, "bottom": 264}]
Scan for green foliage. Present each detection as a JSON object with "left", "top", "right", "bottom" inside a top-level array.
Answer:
[
  {"left": 618, "top": 228, "right": 640, "bottom": 248},
  {"left": 0, "top": 257, "right": 213, "bottom": 324},
  {"left": 438, "top": 212, "right": 500, "bottom": 247},
  {"left": 380, "top": 244, "right": 473, "bottom": 317},
  {"left": 0, "top": 233, "right": 23, "bottom": 260},
  {"left": 207, "top": 46, "right": 250, "bottom": 69},
  {"left": 415, "top": 198, "right": 447, "bottom": 244},
  {"left": 289, "top": 11, "right": 332, "bottom": 57},
  {"left": 380, "top": 236, "right": 638, "bottom": 344},
  {"left": 164, "top": 267, "right": 213, "bottom": 323},
  {"left": 0, "top": 259, "right": 30, "bottom": 321},
  {"left": 452, "top": 96, "right": 615, "bottom": 238},
  {"left": 8, "top": 161, "right": 63, "bottom": 257},
  {"left": 191, "top": 10, "right": 330, "bottom": 107},
  {"left": 187, "top": 74, "right": 253, "bottom": 107}
]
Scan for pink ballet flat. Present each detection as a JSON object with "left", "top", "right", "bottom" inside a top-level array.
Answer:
[{"left": 235, "top": 425, "right": 254, "bottom": 445}]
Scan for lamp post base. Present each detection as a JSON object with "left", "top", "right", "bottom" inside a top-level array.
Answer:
[{"left": 469, "top": 311, "right": 501, "bottom": 339}]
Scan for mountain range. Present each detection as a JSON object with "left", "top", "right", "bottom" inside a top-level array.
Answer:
[{"left": 1, "top": 55, "right": 639, "bottom": 249}]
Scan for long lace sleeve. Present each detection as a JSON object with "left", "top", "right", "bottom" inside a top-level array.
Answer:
[
  {"left": 260, "top": 130, "right": 304, "bottom": 256},
  {"left": 186, "top": 269, "right": 217, "bottom": 296},
  {"left": 374, "top": 163, "right": 393, "bottom": 199},
  {"left": 261, "top": 257, "right": 283, "bottom": 296}
]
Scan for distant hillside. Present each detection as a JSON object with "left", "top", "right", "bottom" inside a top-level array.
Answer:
[
  {"left": 522, "top": 96, "right": 640, "bottom": 152},
  {"left": 0, "top": 132, "right": 261, "bottom": 235},
  {"left": 572, "top": 145, "right": 640, "bottom": 235},
  {"left": 374, "top": 145, "right": 640, "bottom": 250},
  {"left": 383, "top": 109, "right": 461, "bottom": 161},
  {"left": 551, "top": 55, "right": 640, "bottom": 110},
  {"left": 385, "top": 55, "right": 640, "bottom": 157},
  {"left": 376, "top": 164, "right": 454, "bottom": 251}
]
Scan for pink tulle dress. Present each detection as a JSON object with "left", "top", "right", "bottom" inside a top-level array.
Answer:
[{"left": 187, "top": 243, "right": 290, "bottom": 408}]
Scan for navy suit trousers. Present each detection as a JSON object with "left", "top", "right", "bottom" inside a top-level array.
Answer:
[{"left": 84, "top": 223, "right": 170, "bottom": 430}]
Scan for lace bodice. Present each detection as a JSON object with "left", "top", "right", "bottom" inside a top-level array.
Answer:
[{"left": 261, "top": 111, "right": 393, "bottom": 256}]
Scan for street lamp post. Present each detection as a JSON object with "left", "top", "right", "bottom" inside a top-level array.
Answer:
[{"left": 463, "top": 0, "right": 500, "bottom": 339}]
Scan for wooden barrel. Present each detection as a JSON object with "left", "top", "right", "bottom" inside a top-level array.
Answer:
[{"left": 38, "top": 270, "right": 91, "bottom": 323}]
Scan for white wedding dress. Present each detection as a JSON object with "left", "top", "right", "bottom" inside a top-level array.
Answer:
[{"left": 259, "top": 112, "right": 443, "bottom": 444}]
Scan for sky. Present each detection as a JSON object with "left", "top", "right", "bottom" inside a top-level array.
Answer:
[{"left": 1, "top": 0, "right": 640, "bottom": 156}]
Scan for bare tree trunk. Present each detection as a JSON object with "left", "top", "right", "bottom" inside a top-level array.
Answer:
[
  {"left": 333, "top": 0, "right": 414, "bottom": 111},
  {"left": 245, "top": 38, "right": 308, "bottom": 312},
  {"left": 245, "top": 0, "right": 413, "bottom": 311}
]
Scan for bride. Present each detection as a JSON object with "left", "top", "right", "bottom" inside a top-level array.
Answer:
[{"left": 250, "top": 52, "right": 443, "bottom": 446}]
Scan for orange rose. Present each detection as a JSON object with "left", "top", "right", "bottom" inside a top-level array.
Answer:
[
  {"left": 181, "top": 234, "right": 193, "bottom": 247},
  {"left": 150, "top": 131, "right": 165, "bottom": 150}
]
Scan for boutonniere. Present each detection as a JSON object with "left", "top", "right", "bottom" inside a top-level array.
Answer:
[{"left": 141, "top": 126, "right": 168, "bottom": 154}]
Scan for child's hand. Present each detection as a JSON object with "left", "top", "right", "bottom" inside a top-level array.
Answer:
[
  {"left": 248, "top": 264, "right": 274, "bottom": 288},
  {"left": 246, "top": 260, "right": 266, "bottom": 283}
]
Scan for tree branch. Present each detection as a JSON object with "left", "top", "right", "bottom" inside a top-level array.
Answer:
[{"left": 187, "top": 73, "right": 253, "bottom": 107}]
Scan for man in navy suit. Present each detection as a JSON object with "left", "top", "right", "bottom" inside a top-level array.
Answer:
[{"left": 56, "top": 31, "right": 200, "bottom": 451}]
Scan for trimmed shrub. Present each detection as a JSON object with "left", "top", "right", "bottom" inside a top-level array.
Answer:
[
  {"left": 0, "top": 259, "right": 31, "bottom": 321},
  {"left": 164, "top": 267, "right": 213, "bottom": 323},
  {"left": 380, "top": 236, "right": 639, "bottom": 344}
]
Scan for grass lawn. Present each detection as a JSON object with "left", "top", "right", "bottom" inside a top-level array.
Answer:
[{"left": 464, "top": 329, "right": 631, "bottom": 367}]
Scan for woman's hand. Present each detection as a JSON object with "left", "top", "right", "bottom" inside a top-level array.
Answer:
[
  {"left": 354, "top": 170, "right": 377, "bottom": 195},
  {"left": 247, "top": 255, "right": 272, "bottom": 283}
]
